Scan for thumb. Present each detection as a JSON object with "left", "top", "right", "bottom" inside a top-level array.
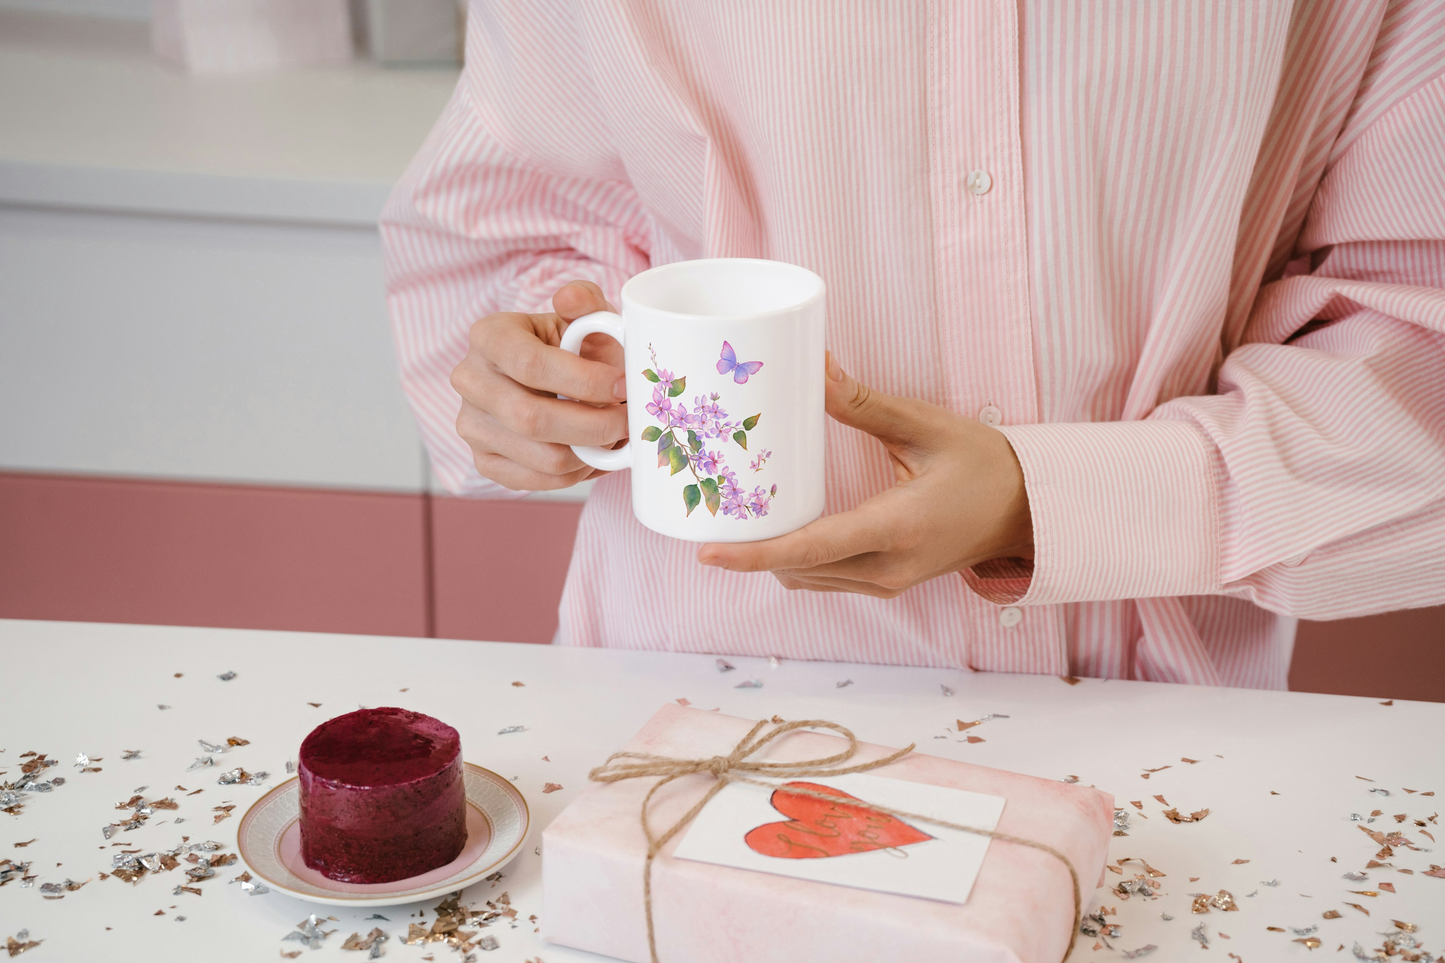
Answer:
[
  {"left": 824, "top": 352, "right": 924, "bottom": 448},
  {"left": 553, "top": 280, "right": 615, "bottom": 321}
]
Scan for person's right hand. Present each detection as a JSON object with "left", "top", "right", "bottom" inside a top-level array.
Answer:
[{"left": 450, "top": 280, "right": 628, "bottom": 491}]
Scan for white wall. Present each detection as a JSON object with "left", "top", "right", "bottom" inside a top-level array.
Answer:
[{"left": 0, "top": 203, "right": 427, "bottom": 491}]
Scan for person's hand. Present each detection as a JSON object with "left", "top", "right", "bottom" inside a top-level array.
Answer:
[
  {"left": 450, "top": 281, "right": 628, "bottom": 491},
  {"left": 697, "top": 354, "right": 1034, "bottom": 597}
]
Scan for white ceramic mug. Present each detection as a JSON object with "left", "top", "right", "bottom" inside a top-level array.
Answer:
[{"left": 560, "top": 258, "right": 825, "bottom": 543}]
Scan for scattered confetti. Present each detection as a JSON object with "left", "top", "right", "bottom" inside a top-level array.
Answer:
[
  {"left": 675, "top": 698, "right": 691, "bottom": 706},
  {"left": 283, "top": 915, "right": 335, "bottom": 950},
  {"left": 511, "top": 681, "right": 525, "bottom": 687},
  {"left": 1061, "top": 676, "right": 1082, "bottom": 685},
  {"left": 217, "top": 671, "right": 236, "bottom": 681},
  {"left": 768, "top": 655, "right": 780, "bottom": 667},
  {"left": 121, "top": 750, "right": 142, "bottom": 760},
  {"left": 157, "top": 705, "right": 171, "bottom": 710},
  {"left": 1294, "top": 936, "right": 1322, "bottom": 949},
  {"left": 12, "top": 841, "right": 34, "bottom": 849},
  {"left": 1191, "top": 923, "right": 1209, "bottom": 949},
  {"left": 542, "top": 783, "right": 563, "bottom": 794},
  {"left": 716, "top": 659, "right": 735, "bottom": 673},
  {"left": 341, "top": 928, "right": 390, "bottom": 953},
  {"left": 1231, "top": 858, "right": 1250, "bottom": 864},
  {"left": 1343, "top": 902, "right": 1369, "bottom": 916},
  {"left": 217, "top": 768, "right": 268, "bottom": 787},
  {"left": 4, "top": 931, "right": 41, "bottom": 956},
  {"left": 1162, "top": 807, "right": 1211, "bottom": 824},
  {"left": 1322, "top": 910, "right": 1342, "bottom": 919},
  {"left": 835, "top": 679, "right": 853, "bottom": 688},
  {"left": 307, "top": 703, "right": 321, "bottom": 708},
  {"left": 734, "top": 679, "right": 763, "bottom": 689},
  {"left": 497, "top": 726, "right": 526, "bottom": 735},
  {"left": 940, "top": 685, "right": 954, "bottom": 696}
]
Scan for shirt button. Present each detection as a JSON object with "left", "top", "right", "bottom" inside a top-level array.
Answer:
[
  {"left": 965, "top": 169, "right": 993, "bottom": 195},
  {"left": 999, "top": 606, "right": 1022, "bottom": 628},
  {"left": 978, "top": 405, "right": 1003, "bottom": 427}
]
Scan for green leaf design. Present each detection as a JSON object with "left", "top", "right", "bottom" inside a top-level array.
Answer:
[
  {"left": 687, "top": 429, "right": 701, "bottom": 451},
  {"left": 658, "top": 431, "right": 676, "bottom": 452},
  {"left": 667, "top": 375, "right": 687, "bottom": 398},
  {"left": 742, "top": 413, "right": 761, "bottom": 431},
  {"left": 641, "top": 426, "right": 662, "bottom": 442},
  {"left": 643, "top": 369, "right": 661, "bottom": 383},
  {"left": 683, "top": 484, "right": 701, "bottom": 516},
  {"left": 732, "top": 429, "right": 748, "bottom": 450},
  {"left": 666, "top": 445, "right": 689, "bottom": 476},
  {"left": 700, "top": 477, "right": 721, "bottom": 516}
]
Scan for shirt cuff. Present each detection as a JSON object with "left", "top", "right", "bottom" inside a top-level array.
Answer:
[{"left": 965, "top": 419, "right": 1222, "bottom": 606}]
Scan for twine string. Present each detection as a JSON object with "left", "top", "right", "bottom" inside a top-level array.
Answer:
[{"left": 587, "top": 718, "right": 1082, "bottom": 963}]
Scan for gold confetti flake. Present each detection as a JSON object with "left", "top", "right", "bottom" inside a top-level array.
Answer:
[
  {"left": 1162, "top": 807, "right": 1211, "bottom": 824},
  {"left": 1321, "top": 910, "right": 1342, "bottom": 919},
  {"left": 1346, "top": 890, "right": 1377, "bottom": 897},
  {"left": 1377, "top": 882, "right": 1395, "bottom": 893},
  {"left": 225, "top": 738, "right": 249, "bottom": 747},
  {"left": 1343, "top": 902, "right": 1370, "bottom": 916},
  {"left": 1061, "top": 676, "right": 1081, "bottom": 685},
  {"left": 1392, "top": 921, "right": 1418, "bottom": 933},
  {"left": 12, "top": 841, "right": 35, "bottom": 849},
  {"left": 1181, "top": 757, "right": 1199, "bottom": 764},
  {"left": 1231, "top": 858, "right": 1249, "bottom": 864},
  {"left": 542, "top": 783, "right": 563, "bottom": 794},
  {"left": 1293, "top": 937, "right": 1321, "bottom": 950}
]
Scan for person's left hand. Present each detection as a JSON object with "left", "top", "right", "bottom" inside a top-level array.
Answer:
[{"left": 697, "top": 354, "right": 1034, "bottom": 598}]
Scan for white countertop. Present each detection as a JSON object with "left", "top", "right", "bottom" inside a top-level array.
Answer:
[
  {"left": 1, "top": 619, "right": 1440, "bottom": 962},
  {"left": 0, "top": 11, "right": 458, "bottom": 225}
]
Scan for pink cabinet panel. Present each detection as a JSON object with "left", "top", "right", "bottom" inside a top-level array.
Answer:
[
  {"left": 0, "top": 472, "right": 428, "bottom": 637},
  {"left": 1291, "top": 607, "right": 1445, "bottom": 702},
  {"left": 429, "top": 496, "right": 583, "bottom": 644}
]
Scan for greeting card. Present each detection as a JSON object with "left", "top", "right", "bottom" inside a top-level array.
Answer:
[{"left": 672, "top": 772, "right": 1005, "bottom": 904}]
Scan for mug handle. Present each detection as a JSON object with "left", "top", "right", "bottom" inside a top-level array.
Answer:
[{"left": 558, "top": 310, "right": 632, "bottom": 471}]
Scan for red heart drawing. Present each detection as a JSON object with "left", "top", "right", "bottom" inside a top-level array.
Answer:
[{"left": 743, "top": 781, "right": 934, "bottom": 859}]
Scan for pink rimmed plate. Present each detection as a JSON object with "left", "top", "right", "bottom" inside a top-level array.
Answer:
[{"left": 236, "top": 763, "right": 529, "bottom": 907}]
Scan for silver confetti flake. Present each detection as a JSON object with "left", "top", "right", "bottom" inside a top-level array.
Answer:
[
  {"left": 157, "top": 704, "right": 171, "bottom": 710},
  {"left": 1369, "top": 787, "right": 1391, "bottom": 797},
  {"left": 497, "top": 726, "right": 525, "bottom": 735},
  {"left": 1190, "top": 923, "right": 1208, "bottom": 949},
  {"left": 217, "top": 768, "right": 268, "bottom": 786},
  {"left": 1122, "top": 947, "right": 1158, "bottom": 960},
  {"left": 940, "top": 684, "right": 954, "bottom": 696},
  {"left": 217, "top": 671, "right": 237, "bottom": 681},
  {"left": 835, "top": 679, "right": 854, "bottom": 688},
  {"left": 734, "top": 679, "right": 763, "bottom": 689},
  {"left": 186, "top": 756, "right": 214, "bottom": 772},
  {"left": 198, "top": 740, "right": 227, "bottom": 754},
  {"left": 715, "top": 658, "right": 735, "bottom": 673},
  {"left": 121, "top": 750, "right": 142, "bottom": 760},
  {"left": 477, "top": 935, "right": 499, "bottom": 951},
  {"left": 1343, "top": 871, "right": 1368, "bottom": 881}
]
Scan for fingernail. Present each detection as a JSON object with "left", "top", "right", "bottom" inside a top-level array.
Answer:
[
  {"left": 826, "top": 351, "right": 844, "bottom": 382},
  {"left": 613, "top": 377, "right": 628, "bottom": 400},
  {"left": 698, "top": 552, "right": 723, "bottom": 568}
]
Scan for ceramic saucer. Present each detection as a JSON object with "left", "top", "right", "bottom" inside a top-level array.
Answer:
[{"left": 236, "top": 763, "right": 528, "bottom": 907}]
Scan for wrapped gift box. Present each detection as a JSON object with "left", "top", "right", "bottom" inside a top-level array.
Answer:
[{"left": 543, "top": 704, "right": 1113, "bottom": 963}]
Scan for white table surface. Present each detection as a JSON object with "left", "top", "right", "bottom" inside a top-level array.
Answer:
[{"left": 1, "top": 619, "right": 1440, "bottom": 962}]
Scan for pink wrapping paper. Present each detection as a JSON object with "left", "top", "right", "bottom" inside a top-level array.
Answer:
[{"left": 543, "top": 705, "right": 1112, "bottom": 963}]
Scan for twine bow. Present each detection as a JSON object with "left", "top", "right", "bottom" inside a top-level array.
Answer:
[{"left": 588, "top": 717, "right": 1082, "bottom": 963}]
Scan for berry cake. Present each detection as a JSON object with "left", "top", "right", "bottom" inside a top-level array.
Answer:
[{"left": 298, "top": 707, "right": 467, "bottom": 883}]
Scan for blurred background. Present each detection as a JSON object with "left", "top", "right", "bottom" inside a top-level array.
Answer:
[{"left": 0, "top": 0, "right": 1439, "bottom": 701}]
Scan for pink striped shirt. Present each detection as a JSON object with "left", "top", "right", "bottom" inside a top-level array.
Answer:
[{"left": 380, "top": 0, "right": 1445, "bottom": 687}]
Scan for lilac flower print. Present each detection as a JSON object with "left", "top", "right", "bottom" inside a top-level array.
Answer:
[
  {"left": 645, "top": 385, "right": 672, "bottom": 422},
  {"left": 640, "top": 342, "right": 774, "bottom": 520}
]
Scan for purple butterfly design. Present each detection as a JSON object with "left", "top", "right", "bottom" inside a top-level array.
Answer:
[{"left": 716, "top": 341, "right": 763, "bottom": 384}]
